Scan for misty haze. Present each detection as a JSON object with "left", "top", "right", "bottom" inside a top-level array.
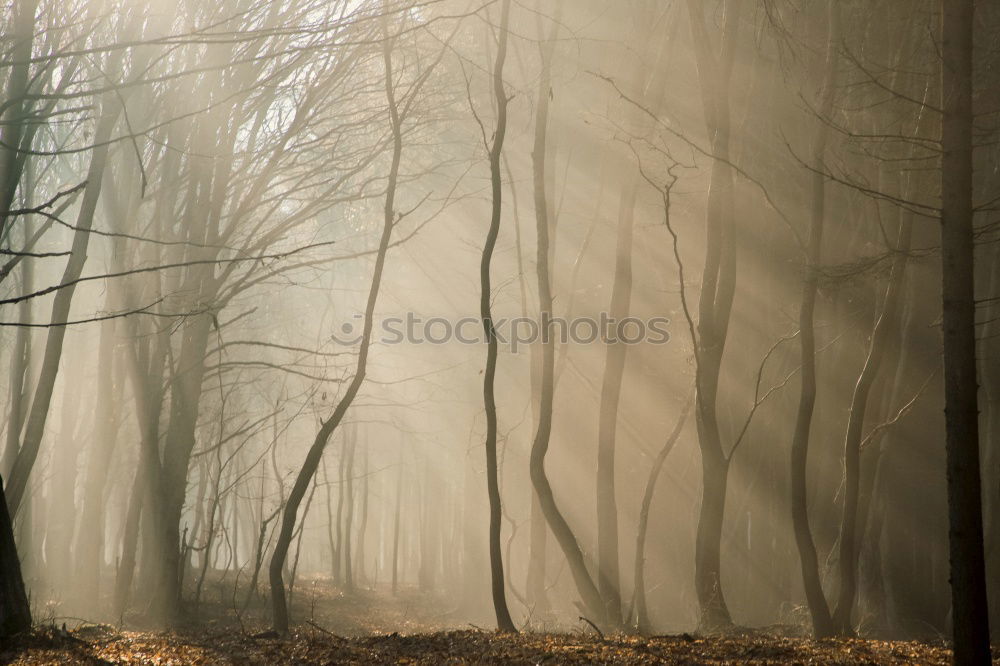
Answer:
[{"left": 0, "top": 0, "right": 997, "bottom": 664}]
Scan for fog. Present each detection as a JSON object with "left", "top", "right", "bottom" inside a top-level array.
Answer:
[{"left": 0, "top": 0, "right": 997, "bottom": 647}]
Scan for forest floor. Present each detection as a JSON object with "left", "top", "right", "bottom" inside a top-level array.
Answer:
[{"left": 0, "top": 577, "right": 993, "bottom": 664}]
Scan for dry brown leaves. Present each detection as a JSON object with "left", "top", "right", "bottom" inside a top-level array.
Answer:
[{"left": 3, "top": 625, "right": 991, "bottom": 665}]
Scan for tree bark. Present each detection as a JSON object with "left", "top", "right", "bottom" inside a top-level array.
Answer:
[
  {"left": 0, "top": 472, "right": 30, "bottom": 638},
  {"left": 940, "top": 0, "right": 991, "bottom": 660}
]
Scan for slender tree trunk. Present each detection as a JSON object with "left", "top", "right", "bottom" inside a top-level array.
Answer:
[
  {"left": 5, "top": 97, "right": 120, "bottom": 516},
  {"left": 334, "top": 441, "right": 345, "bottom": 585},
  {"left": 75, "top": 315, "right": 121, "bottom": 604},
  {"left": 46, "top": 354, "right": 84, "bottom": 593},
  {"left": 832, "top": 209, "right": 914, "bottom": 634},
  {"left": 2, "top": 231, "right": 32, "bottom": 477},
  {"left": 268, "top": 28, "right": 403, "bottom": 632},
  {"left": 632, "top": 392, "right": 692, "bottom": 633},
  {"left": 114, "top": 465, "right": 145, "bottom": 618},
  {"left": 355, "top": 443, "right": 369, "bottom": 588},
  {"left": 343, "top": 427, "right": 356, "bottom": 593},
  {"left": 0, "top": 0, "right": 38, "bottom": 243},
  {"left": 522, "top": 0, "right": 562, "bottom": 620},
  {"left": 940, "top": 0, "right": 991, "bottom": 660},
  {"left": 685, "top": 0, "right": 742, "bottom": 630},
  {"left": 526, "top": 162, "right": 608, "bottom": 620},
  {"left": 790, "top": 1, "right": 839, "bottom": 639},
  {"left": 392, "top": 456, "right": 402, "bottom": 595},
  {"left": 478, "top": 0, "right": 516, "bottom": 633},
  {"left": 323, "top": 460, "right": 337, "bottom": 579}
]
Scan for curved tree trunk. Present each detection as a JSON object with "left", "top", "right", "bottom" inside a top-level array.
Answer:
[
  {"left": 632, "top": 391, "right": 692, "bottom": 633},
  {"left": 526, "top": 2, "right": 606, "bottom": 625},
  {"left": 269, "top": 24, "right": 403, "bottom": 632},
  {"left": 523, "top": 0, "right": 563, "bottom": 619},
  {"left": 789, "top": 0, "right": 839, "bottom": 639},
  {"left": 596, "top": 170, "right": 637, "bottom": 630},
  {"left": 479, "top": 0, "right": 516, "bottom": 633},
  {"left": 685, "top": 0, "right": 742, "bottom": 630}
]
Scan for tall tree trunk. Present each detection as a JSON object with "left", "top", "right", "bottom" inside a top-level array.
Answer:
[
  {"left": 46, "top": 353, "right": 84, "bottom": 593},
  {"left": 685, "top": 0, "right": 742, "bottom": 630},
  {"left": 343, "top": 427, "right": 356, "bottom": 593},
  {"left": 596, "top": 174, "right": 637, "bottom": 628},
  {"left": 75, "top": 314, "right": 121, "bottom": 605},
  {"left": 334, "top": 441, "right": 345, "bottom": 585},
  {"left": 5, "top": 97, "right": 120, "bottom": 516},
  {"left": 632, "top": 392, "right": 692, "bottom": 633},
  {"left": 0, "top": 0, "right": 38, "bottom": 244},
  {"left": 2, "top": 223, "right": 32, "bottom": 477},
  {"left": 391, "top": 455, "right": 402, "bottom": 595},
  {"left": 522, "top": 0, "right": 561, "bottom": 614},
  {"left": 478, "top": 0, "right": 516, "bottom": 633},
  {"left": 980, "top": 246, "right": 1000, "bottom": 641},
  {"left": 355, "top": 443, "right": 369, "bottom": 588},
  {"left": 832, "top": 194, "right": 914, "bottom": 634},
  {"left": 790, "top": 0, "right": 839, "bottom": 639},
  {"left": 113, "top": 467, "right": 145, "bottom": 618},
  {"left": 940, "top": 0, "right": 991, "bottom": 660},
  {"left": 268, "top": 26, "right": 403, "bottom": 632}
]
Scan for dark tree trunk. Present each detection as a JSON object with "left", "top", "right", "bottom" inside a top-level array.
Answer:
[
  {"left": 0, "top": 473, "right": 30, "bottom": 638},
  {"left": 940, "top": 0, "right": 991, "bottom": 660},
  {"left": 478, "top": 0, "right": 516, "bottom": 633},
  {"left": 789, "top": 0, "right": 839, "bottom": 639}
]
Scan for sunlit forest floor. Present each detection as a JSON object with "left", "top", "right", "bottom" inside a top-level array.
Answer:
[{"left": 0, "top": 577, "right": 992, "bottom": 664}]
